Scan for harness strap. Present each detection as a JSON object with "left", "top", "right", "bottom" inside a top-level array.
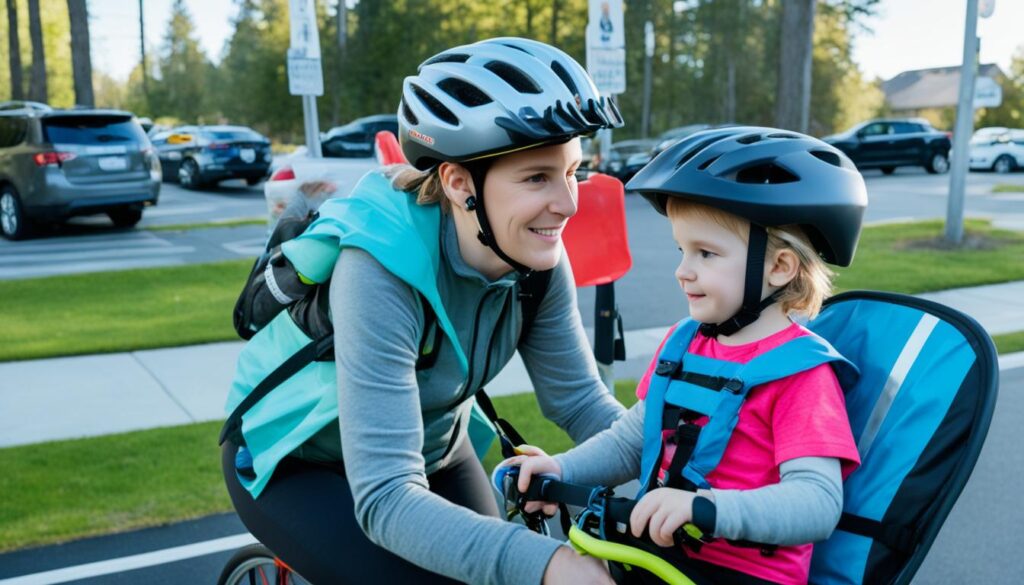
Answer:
[{"left": 836, "top": 513, "right": 916, "bottom": 556}]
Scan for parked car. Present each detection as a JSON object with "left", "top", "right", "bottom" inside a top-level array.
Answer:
[
  {"left": 648, "top": 124, "right": 714, "bottom": 160},
  {"left": 0, "top": 106, "right": 161, "bottom": 240},
  {"left": 150, "top": 125, "right": 272, "bottom": 188},
  {"left": 822, "top": 118, "right": 951, "bottom": 175},
  {"left": 969, "top": 127, "right": 1024, "bottom": 174},
  {"left": 595, "top": 139, "right": 657, "bottom": 181},
  {"left": 320, "top": 114, "right": 398, "bottom": 158}
]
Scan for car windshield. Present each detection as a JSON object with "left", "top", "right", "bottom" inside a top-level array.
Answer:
[
  {"left": 43, "top": 116, "right": 147, "bottom": 145},
  {"left": 209, "top": 129, "right": 264, "bottom": 142}
]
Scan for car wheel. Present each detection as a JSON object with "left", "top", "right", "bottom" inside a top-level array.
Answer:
[
  {"left": 881, "top": 166, "right": 896, "bottom": 175},
  {"left": 925, "top": 151, "right": 949, "bottom": 174},
  {"left": 0, "top": 186, "right": 32, "bottom": 241},
  {"left": 178, "top": 159, "right": 202, "bottom": 189},
  {"left": 993, "top": 155, "right": 1014, "bottom": 174},
  {"left": 108, "top": 207, "right": 143, "bottom": 228}
]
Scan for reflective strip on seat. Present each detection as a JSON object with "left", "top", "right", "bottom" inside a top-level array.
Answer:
[{"left": 858, "top": 313, "right": 939, "bottom": 459}]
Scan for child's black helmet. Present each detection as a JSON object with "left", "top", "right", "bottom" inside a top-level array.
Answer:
[{"left": 627, "top": 126, "right": 867, "bottom": 267}]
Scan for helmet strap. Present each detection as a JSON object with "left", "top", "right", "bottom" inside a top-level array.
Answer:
[
  {"left": 464, "top": 161, "right": 534, "bottom": 276},
  {"left": 699, "top": 224, "right": 779, "bottom": 338}
]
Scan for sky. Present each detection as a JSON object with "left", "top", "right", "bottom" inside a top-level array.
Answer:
[{"left": 88, "top": 0, "right": 1023, "bottom": 83}]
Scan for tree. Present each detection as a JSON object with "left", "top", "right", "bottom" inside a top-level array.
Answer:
[
  {"left": 27, "top": 0, "right": 46, "bottom": 102},
  {"left": 148, "top": 0, "right": 215, "bottom": 123},
  {"left": 775, "top": 0, "right": 815, "bottom": 132},
  {"left": 977, "top": 46, "right": 1024, "bottom": 129},
  {"left": 67, "top": 0, "right": 93, "bottom": 107},
  {"left": 5, "top": 0, "right": 23, "bottom": 100}
]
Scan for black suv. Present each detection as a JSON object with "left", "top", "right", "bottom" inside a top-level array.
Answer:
[
  {"left": 823, "top": 119, "right": 951, "bottom": 175},
  {"left": 0, "top": 106, "right": 161, "bottom": 240},
  {"left": 320, "top": 114, "right": 398, "bottom": 158},
  {"left": 151, "top": 125, "right": 272, "bottom": 188}
]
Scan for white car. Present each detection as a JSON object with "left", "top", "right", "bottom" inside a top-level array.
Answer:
[
  {"left": 263, "top": 150, "right": 377, "bottom": 232},
  {"left": 969, "top": 127, "right": 1024, "bottom": 173}
]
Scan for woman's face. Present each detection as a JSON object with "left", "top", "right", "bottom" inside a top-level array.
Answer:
[{"left": 481, "top": 139, "right": 583, "bottom": 273}]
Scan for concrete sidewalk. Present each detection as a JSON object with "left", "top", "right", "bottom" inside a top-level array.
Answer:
[{"left": 3, "top": 281, "right": 1024, "bottom": 448}]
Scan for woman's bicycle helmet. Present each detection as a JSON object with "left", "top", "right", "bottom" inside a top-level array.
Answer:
[
  {"left": 626, "top": 126, "right": 868, "bottom": 336},
  {"left": 398, "top": 37, "right": 624, "bottom": 274}
]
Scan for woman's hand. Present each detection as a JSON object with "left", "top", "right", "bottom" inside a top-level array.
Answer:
[
  {"left": 542, "top": 546, "right": 614, "bottom": 585},
  {"left": 497, "top": 445, "right": 562, "bottom": 516},
  {"left": 629, "top": 487, "right": 696, "bottom": 547}
]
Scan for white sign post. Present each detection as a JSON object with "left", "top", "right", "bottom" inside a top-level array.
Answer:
[
  {"left": 586, "top": 0, "right": 625, "bottom": 174},
  {"left": 288, "top": 0, "right": 323, "bottom": 158},
  {"left": 974, "top": 76, "right": 1003, "bottom": 109}
]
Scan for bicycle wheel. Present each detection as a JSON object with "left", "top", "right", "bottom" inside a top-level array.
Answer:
[{"left": 217, "top": 543, "right": 311, "bottom": 585}]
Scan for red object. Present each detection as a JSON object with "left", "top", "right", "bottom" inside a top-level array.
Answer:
[
  {"left": 375, "top": 130, "right": 407, "bottom": 165},
  {"left": 562, "top": 173, "right": 632, "bottom": 287},
  {"left": 33, "top": 151, "right": 75, "bottom": 166},
  {"left": 270, "top": 166, "right": 295, "bottom": 181},
  {"left": 207, "top": 142, "right": 231, "bottom": 150}
]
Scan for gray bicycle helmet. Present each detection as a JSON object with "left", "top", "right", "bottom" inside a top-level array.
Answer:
[
  {"left": 627, "top": 126, "right": 867, "bottom": 335},
  {"left": 399, "top": 37, "right": 623, "bottom": 170}
]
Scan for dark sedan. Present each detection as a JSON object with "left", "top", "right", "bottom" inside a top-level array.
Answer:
[
  {"left": 823, "top": 119, "right": 951, "bottom": 175},
  {"left": 151, "top": 125, "right": 272, "bottom": 188},
  {"left": 320, "top": 114, "right": 398, "bottom": 158}
]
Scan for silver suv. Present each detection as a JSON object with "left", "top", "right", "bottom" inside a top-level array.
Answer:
[{"left": 0, "top": 107, "right": 161, "bottom": 240}]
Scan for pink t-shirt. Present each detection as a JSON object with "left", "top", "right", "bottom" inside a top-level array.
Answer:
[{"left": 636, "top": 322, "right": 860, "bottom": 585}]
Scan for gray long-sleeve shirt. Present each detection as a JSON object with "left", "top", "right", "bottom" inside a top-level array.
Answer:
[{"left": 318, "top": 213, "right": 624, "bottom": 585}]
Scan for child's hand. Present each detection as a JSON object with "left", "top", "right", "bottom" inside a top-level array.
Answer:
[
  {"left": 630, "top": 487, "right": 696, "bottom": 547},
  {"left": 498, "top": 445, "right": 562, "bottom": 516}
]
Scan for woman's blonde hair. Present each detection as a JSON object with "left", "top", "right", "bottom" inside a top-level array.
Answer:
[
  {"left": 665, "top": 198, "right": 834, "bottom": 319},
  {"left": 383, "top": 163, "right": 451, "bottom": 212}
]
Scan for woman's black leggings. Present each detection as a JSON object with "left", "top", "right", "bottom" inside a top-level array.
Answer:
[{"left": 222, "top": 439, "right": 500, "bottom": 585}]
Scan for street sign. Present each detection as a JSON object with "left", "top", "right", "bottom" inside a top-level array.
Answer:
[
  {"left": 289, "top": 0, "right": 321, "bottom": 59},
  {"left": 586, "top": 0, "right": 626, "bottom": 95},
  {"left": 974, "top": 76, "right": 1002, "bottom": 109},
  {"left": 287, "top": 52, "right": 324, "bottom": 97}
]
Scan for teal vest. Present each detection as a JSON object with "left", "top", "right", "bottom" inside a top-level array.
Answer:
[
  {"left": 638, "top": 319, "right": 859, "bottom": 496},
  {"left": 225, "top": 171, "right": 470, "bottom": 497}
]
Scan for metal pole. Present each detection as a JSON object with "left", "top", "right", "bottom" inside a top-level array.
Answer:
[
  {"left": 946, "top": 0, "right": 979, "bottom": 245},
  {"left": 641, "top": 20, "right": 654, "bottom": 139},
  {"left": 594, "top": 282, "right": 617, "bottom": 394},
  {"left": 139, "top": 0, "right": 147, "bottom": 98},
  {"left": 302, "top": 95, "right": 322, "bottom": 158}
]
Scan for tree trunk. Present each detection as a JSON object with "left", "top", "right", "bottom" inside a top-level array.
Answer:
[
  {"left": 331, "top": 0, "right": 346, "bottom": 126},
  {"left": 550, "top": 0, "right": 559, "bottom": 44},
  {"left": 27, "top": 0, "right": 47, "bottom": 103},
  {"left": 775, "top": 0, "right": 815, "bottom": 132},
  {"left": 5, "top": 0, "right": 24, "bottom": 100},
  {"left": 68, "top": 0, "right": 94, "bottom": 107}
]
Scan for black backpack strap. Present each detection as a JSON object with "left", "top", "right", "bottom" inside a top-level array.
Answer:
[
  {"left": 416, "top": 297, "right": 440, "bottom": 371},
  {"left": 517, "top": 269, "right": 554, "bottom": 343},
  {"left": 219, "top": 332, "right": 335, "bottom": 445},
  {"left": 474, "top": 388, "right": 527, "bottom": 459}
]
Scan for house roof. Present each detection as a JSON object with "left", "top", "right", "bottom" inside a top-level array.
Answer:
[{"left": 882, "top": 63, "right": 1005, "bottom": 110}]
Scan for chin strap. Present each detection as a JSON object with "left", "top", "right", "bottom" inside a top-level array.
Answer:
[
  {"left": 463, "top": 161, "right": 533, "bottom": 276},
  {"left": 699, "top": 224, "right": 780, "bottom": 338}
]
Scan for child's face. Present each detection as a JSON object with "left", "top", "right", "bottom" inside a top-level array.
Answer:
[{"left": 669, "top": 210, "right": 751, "bottom": 325}]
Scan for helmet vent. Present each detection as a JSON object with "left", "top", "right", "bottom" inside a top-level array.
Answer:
[
  {"left": 411, "top": 84, "right": 459, "bottom": 126},
  {"left": 423, "top": 53, "right": 470, "bottom": 66},
  {"left": 810, "top": 150, "right": 842, "bottom": 167},
  {"left": 401, "top": 100, "right": 419, "bottom": 125},
  {"left": 437, "top": 78, "right": 493, "bottom": 107},
  {"left": 484, "top": 61, "right": 542, "bottom": 94},
  {"left": 698, "top": 155, "right": 720, "bottom": 170},
  {"left": 674, "top": 136, "right": 723, "bottom": 169},
  {"left": 734, "top": 163, "right": 799, "bottom": 184},
  {"left": 736, "top": 134, "right": 763, "bottom": 145},
  {"left": 549, "top": 60, "right": 580, "bottom": 97},
  {"left": 767, "top": 132, "right": 799, "bottom": 139}
]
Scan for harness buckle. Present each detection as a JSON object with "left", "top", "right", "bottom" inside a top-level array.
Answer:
[
  {"left": 723, "top": 378, "right": 744, "bottom": 394},
  {"left": 656, "top": 360, "right": 681, "bottom": 377}
]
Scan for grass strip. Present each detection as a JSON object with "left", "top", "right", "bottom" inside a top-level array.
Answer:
[
  {"left": 147, "top": 218, "right": 267, "bottom": 232},
  {"left": 992, "top": 183, "right": 1024, "bottom": 193}
]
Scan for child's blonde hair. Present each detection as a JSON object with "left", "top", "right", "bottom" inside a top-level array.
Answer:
[
  {"left": 383, "top": 163, "right": 451, "bottom": 212},
  {"left": 666, "top": 198, "right": 834, "bottom": 319}
]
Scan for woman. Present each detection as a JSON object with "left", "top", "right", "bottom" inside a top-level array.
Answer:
[{"left": 222, "top": 37, "right": 625, "bottom": 584}]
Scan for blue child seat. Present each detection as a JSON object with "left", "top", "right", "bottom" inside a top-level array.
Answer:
[{"left": 806, "top": 291, "right": 998, "bottom": 585}]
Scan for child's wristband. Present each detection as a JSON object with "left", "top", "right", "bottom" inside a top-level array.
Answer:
[{"left": 692, "top": 496, "right": 717, "bottom": 535}]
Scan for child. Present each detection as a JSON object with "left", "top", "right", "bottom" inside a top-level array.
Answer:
[{"left": 506, "top": 127, "right": 868, "bottom": 585}]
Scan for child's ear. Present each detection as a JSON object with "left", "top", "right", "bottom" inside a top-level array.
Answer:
[{"left": 766, "top": 248, "right": 800, "bottom": 287}]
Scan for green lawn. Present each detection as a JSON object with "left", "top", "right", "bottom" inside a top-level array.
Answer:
[
  {"left": 0, "top": 259, "right": 252, "bottom": 362},
  {"left": 147, "top": 218, "right": 267, "bottom": 232},
  {"left": 994, "top": 331, "right": 1024, "bottom": 355},
  {"left": 2, "top": 219, "right": 1022, "bottom": 363},
  {"left": 0, "top": 383, "right": 638, "bottom": 553}
]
